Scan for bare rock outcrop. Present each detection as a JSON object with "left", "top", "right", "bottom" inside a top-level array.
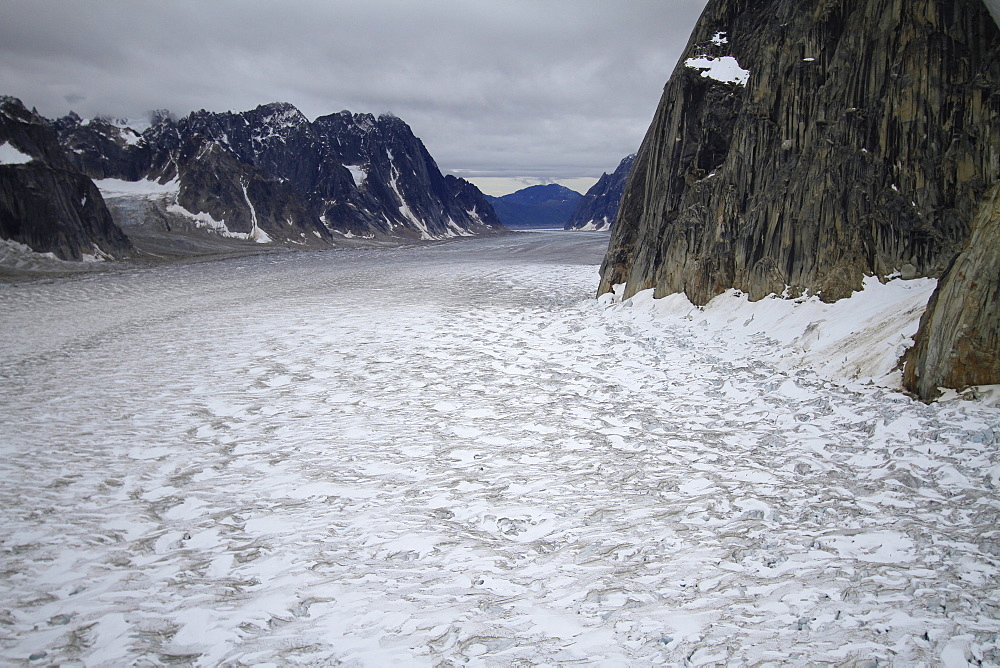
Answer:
[
  {"left": 599, "top": 0, "right": 999, "bottom": 305},
  {"left": 0, "top": 97, "right": 133, "bottom": 261},
  {"left": 904, "top": 183, "right": 1000, "bottom": 399}
]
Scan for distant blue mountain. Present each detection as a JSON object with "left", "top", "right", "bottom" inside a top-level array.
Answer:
[{"left": 485, "top": 184, "right": 582, "bottom": 229}]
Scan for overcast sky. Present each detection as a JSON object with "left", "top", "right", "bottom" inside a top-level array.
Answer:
[{"left": 0, "top": 0, "right": 709, "bottom": 195}]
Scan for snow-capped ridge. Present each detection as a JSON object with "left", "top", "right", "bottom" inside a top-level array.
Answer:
[{"left": 40, "top": 97, "right": 503, "bottom": 248}]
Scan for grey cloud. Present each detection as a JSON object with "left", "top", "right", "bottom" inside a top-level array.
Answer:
[{"left": 0, "top": 0, "right": 708, "bottom": 190}]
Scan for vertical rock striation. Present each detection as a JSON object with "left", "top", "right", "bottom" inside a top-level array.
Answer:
[
  {"left": 599, "top": 0, "right": 999, "bottom": 306},
  {"left": 0, "top": 97, "right": 133, "bottom": 260},
  {"left": 903, "top": 183, "right": 1000, "bottom": 398}
]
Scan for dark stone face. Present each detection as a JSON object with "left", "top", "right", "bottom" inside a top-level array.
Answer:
[
  {"left": 0, "top": 97, "right": 133, "bottom": 261},
  {"left": 903, "top": 184, "right": 1000, "bottom": 399},
  {"left": 599, "top": 0, "right": 999, "bottom": 305}
]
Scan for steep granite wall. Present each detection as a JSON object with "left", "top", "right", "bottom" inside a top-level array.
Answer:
[
  {"left": 599, "top": 0, "right": 999, "bottom": 305},
  {"left": 903, "top": 183, "right": 1000, "bottom": 398},
  {"left": 0, "top": 97, "right": 133, "bottom": 260}
]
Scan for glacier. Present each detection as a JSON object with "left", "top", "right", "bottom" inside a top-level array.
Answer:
[{"left": 0, "top": 231, "right": 997, "bottom": 665}]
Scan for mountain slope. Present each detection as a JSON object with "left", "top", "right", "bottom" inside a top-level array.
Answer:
[
  {"left": 565, "top": 154, "right": 635, "bottom": 231},
  {"left": 53, "top": 102, "right": 504, "bottom": 246},
  {"left": 485, "top": 184, "right": 582, "bottom": 229},
  {"left": 0, "top": 97, "right": 133, "bottom": 261}
]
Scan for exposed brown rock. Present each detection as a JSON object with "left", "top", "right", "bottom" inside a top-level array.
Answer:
[
  {"left": 599, "top": 0, "right": 999, "bottom": 306},
  {"left": 904, "top": 183, "right": 1000, "bottom": 399}
]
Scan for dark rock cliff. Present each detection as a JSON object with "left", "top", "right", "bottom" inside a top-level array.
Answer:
[
  {"left": 54, "top": 103, "right": 503, "bottom": 243},
  {"left": 903, "top": 183, "right": 1000, "bottom": 398},
  {"left": 565, "top": 154, "right": 635, "bottom": 230},
  {"left": 599, "top": 0, "right": 999, "bottom": 306},
  {"left": 0, "top": 97, "right": 133, "bottom": 260}
]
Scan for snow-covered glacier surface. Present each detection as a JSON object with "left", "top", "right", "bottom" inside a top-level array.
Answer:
[{"left": 1, "top": 231, "right": 998, "bottom": 666}]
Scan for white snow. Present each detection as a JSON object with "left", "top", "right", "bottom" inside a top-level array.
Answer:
[
  {"left": 464, "top": 207, "right": 484, "bottom": 226},
  {"left": 388, "top": 163, "right": 434, "bottom": 240},
  {"left": 79, "top": 243, "right": 113, "bottom": 263},
  {"left": 239, "top": 178, "right": 272, "bottom": 243},
  {"left": 165, "top": 203, "right": 265, "bottom": 244},
  {"left": 94, "top": 177, "right": 179, "bottom": 197},
  {"left": 685, "top": 55, "right": 751, "bottom": 85},
  {"left": 345, "top": 164, "right": 367, "bottom": 187},
  {"left": 710, "top": 31, "right": 729, "bottom": 46},
  {"left": 119, "top": 127, "right": 144, "bottom": 146},
  {"left": 0, "top": 141, "right": 32, "bottom": 165},
  {"left": 0, "top": 238, "right": 59, "bottom": 268},
  {"left": 0, "top": 231, "right": 996, "bottom": 666},
  {"left": 576, "top": 216, "right": 611, "bottom": 231},
  {"left": 607, "top": 275, "right": 939, "bottom": 389}
]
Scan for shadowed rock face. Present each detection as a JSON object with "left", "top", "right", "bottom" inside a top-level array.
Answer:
[
  {"left": 599, "top": 0, "right": 999, "bottom": 305},
  {"left": 904, "top": 183, "right": 1000, "bottom": 399},
  {"left": 565, "top": 154, "right": 635, "bottom": 231},
  {"left": 0, "top": 97, "right": 133, "bottom": 260}
]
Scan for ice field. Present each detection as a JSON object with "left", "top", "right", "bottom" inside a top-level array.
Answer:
[{"left": 1, "top": 231, "right": 998, "bottom": 665}]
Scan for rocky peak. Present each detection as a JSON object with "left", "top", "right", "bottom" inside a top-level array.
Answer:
[
  {"left": 3, "top": 97, "right": 74, "bottom": 170},
  {"left": 46, "top": 100, "right": 503, "bottom": 245},
  {"left": 0, "top": 96, "right": 133, "bottom": 260},
  {"left": 565, "top": 154, "right": 635, "bottom": 231}
]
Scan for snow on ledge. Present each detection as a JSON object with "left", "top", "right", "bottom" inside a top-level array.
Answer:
[
  {"left": 345, "top": 164, "right": 367, "bottom": 187},
  {"left": 95, "top": 177, "right": 179, "bottom": 197},
  {"left": 0, "top": 141, "right": 32, "bottom": 165},
  {"left": 685, "top": 55, "right": 750, "bottom": 85},
  {"left": 600, "top": 275, "right": 938, "bottom": 391}
]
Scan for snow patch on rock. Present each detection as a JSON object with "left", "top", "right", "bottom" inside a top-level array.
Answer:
[
  {"left": 0, "top": 141, "right": 32, "bottom": 165},
  {"left": 685, "top": 55, "right": 750, "bottom": 85},
  {"left": 94, "top": 177, "right": 179, "bottom": 198}
]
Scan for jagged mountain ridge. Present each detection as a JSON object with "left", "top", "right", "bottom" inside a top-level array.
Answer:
[
  {"left": 0, "top": 97, "right": 133, "bottom": 261},
  {"left": 564, "top": 154, "right": 635, "bottom": 231},
  {"left": 53, "top": 101, "right": 503, "bottom": 244},
  {"left": 597, "top": 0, "right": 999, "bottom": 398},
  {"left": 485, "top": 184, "right": 582, "bottom": 229}
]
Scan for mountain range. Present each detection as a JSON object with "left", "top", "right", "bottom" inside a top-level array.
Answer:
[{"left": 0, "top": 97, "right": 504, "bottom": 264}]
